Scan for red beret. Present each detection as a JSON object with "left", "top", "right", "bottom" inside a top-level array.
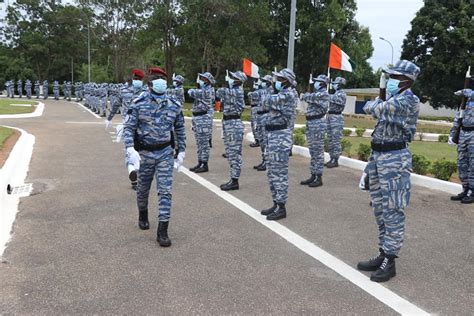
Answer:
[
  {"left": 148, "top": 67, "right": 168, "bottom": 78},
  {"left": 131, "top": 68, "right": 144, "bottom": 79}
]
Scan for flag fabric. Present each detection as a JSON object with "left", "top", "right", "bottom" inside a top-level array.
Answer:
[
  {"left": 243, "top": 58, "right": 260, "bottom": 78},
  {"left": 328, "top": 43, "right": 354, "bottom": 72}
]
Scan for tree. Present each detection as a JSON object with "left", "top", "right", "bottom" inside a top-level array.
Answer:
[{"left": 401, "top": 1, "right": 474, "bottom": 108}]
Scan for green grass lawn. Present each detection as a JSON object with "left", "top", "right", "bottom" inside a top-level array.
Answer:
[
  {"left": 0, "top": 126, "right": 14, "bottom": 150},
  {"left": 0, "top": 99, "right": 37, "bottom": 115}
]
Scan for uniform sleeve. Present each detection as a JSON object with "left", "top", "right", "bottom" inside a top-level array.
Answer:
[
  {"left": 449, "top": 112, "right": 460, "bottom": 138},
  {"left": 188, "top": 88, "right": 203, "bottom": 99},
  {"left": 269, "top": 91, "right": 291, "bottom": 111},
  {"left": 174, "top": 111, "right": 186, "bottom": 153},
  {"left": 107, "top": 93, "right": 122, "bottom": 121},
  {"left": 363, "top": 98, "right": 383, "bottom": 118},
  {"left": 123, "top": 103, "right": 139, "bottom": 149}
]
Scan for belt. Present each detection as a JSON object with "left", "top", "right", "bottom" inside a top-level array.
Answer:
[
  {"left": 192, "top": 111, "right": 208, "bottom": 116},
  {"left": 371, "top": 141, "right": 406, "bottom": 152},
  {"left": 257, "top": 110, "right": 269, "bottom": 115},
  {"left": 251, "top": 104, "right": 258, "bottom": 108},
  {"left": 223, "top": 114, "right": 241, "bottom": 121},
  {"left": 328, "top": 111, "right": 342, "bottom": 115},
  {"left": 461, "top": 126, "right": 474, "bottom": 131},
  {"left": 135, "top": 140, "right": 172, "bottom": 152},
  {"left": 306, "top": 113, "right": 326, "bottom": 120},
  {"left": 266, "top": 124, "right": 288, "bottom": 131}
]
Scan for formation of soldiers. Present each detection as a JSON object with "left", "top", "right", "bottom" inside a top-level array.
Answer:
[{"left": 4, "top": 79, "right": 84, "bottom": 101}]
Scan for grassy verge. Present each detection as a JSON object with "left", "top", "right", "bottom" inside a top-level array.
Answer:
[
  {"left": 0, "top": 99, "right": 37, "bottom": 115},
  {"left": 0, "top": 126, "right": 14, "bottom": 150}
]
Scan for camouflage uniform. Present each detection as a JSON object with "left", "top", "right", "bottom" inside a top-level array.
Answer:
[
  {"left": 25, "top": 80, "right": 32, "bottom": 99},
  {"left": 248, "top": 86, "right": 260, "bottom": 144},
  {"left": 123, "top": 91, "right": 186, "bottom": 222},
  {"left": 53, "top": 81, "right": 60, "bottom": 100},
  {"left": 327, "top": 79, "right": 347, "bottom": 162},
  {"left": 66, "top": 82, "right": 72, "bottom": 101},
  {"left": 34, "top": 81, "right": 40, "bottom": 98},
  {"left": 363, "top": 61, "right": 420, "bottom": 256},
  {"left": 17, "top": 79, "right": 23, "bottom": 98},
  {"left": 43, "top": 80, "right": 49, "bottom": 99}
]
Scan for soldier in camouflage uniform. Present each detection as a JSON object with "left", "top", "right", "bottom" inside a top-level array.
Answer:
[
  {"left": 248, "top": 80, "right": 261, "bottom": 148},
  {"left": 253, "top": 75, "right": 274, "bottom": 171},
  {"left": 216, "top": 71, "right": 247, "bottom": 191},
  {"left": 326, "top": 77, "right": 347, "bottom": 168},
  {"left": 449, "top": 88, "right": 474, "bottom": 204},
  {"left": 260, "top": 68, "right": 298, "bottom": 221},
  {"left": 53, "top": 81, "right": 60, "bottom": 100},
  {"left": 62, "top": 81, "right": 67, "bottom": 99},
  {"left": 167, "top": 74, "right": 185, "bottom": 107},
  {"left": 106, "top": 69, "right": 146, "bottom": 189},
  {"left": 123, "top": 67, "right": 186, "bottom": 247},
  {"left": 357, "top": 60, "right": 420, "bottom": 283},
  {"left": 300, "top": 74, "right": 329, "bottom": 187},
  {"left": 43, "top": 80, "right": 49, "bottom": 100},
  {"left": 25, "top": 79, "right": 32, "bottom": 99},
  {"left": 66, "top": 81, "right": 72, "bottom": 101},
  {"left": 17, "top": 79, "right": 23, "bottom": 98},
  {"left": 34, "top": 80, "right": 40, "bottom": 99},
  {"left": 188, "top": 72, "right": 215, "bottom": 173}
]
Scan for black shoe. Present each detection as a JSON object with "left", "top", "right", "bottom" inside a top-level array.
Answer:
[
  {"left": 357, "top": 248, "right": 385, "bottom": 271},
  {"left": 138, "top": 211, "right": 150, "bottom": 230},
  {"left": 132, "top": 183, "right": 137, "bottom": 191},
  {"left": 256, "top": 163, "right": 266, "bottom": 171},
  {"left": 129, "top": 170, "right": 137, "bottom": 182},
  {"left": 300, "top": 174, "right": 316, "bottom": 185},
  {"left": 261, "top": 202, "right": 277, "bottom": 216},
  {"left": 209, "top": 138, "right": 213, "bottom": 148},
  {"left": 253, "top": 162, "right": 262, "bottom": 170},
  {"left": 220, "top": 178, "right": 239, "bottom": 191},
  {"left": 308, "top": 175, "right": 323, "bottom": 187},
  {"left": 249, "top": 141, "right": 259, "bottom": 148},
  {"left": 370, "top": 256, "right": 397, "bottom": 282},
  {"left": 190, "top": 161, "right": 202, "bottom": 172},
  {"left": 326, "top": 158, "right": 339, "bottom": 168},
  {"left": 194, "top": 162, "right": 208, "bottom": 173},
  {"left": 451, "top": 188, "right": 469, "bottom": 201},
  {"left": 461, "top": 191, "right": 474, "bottom": 204},
  {"left": 157, "top": 221, "right": 171, "bottom": 247},
  {"left": 266, "top": 203, "right": 286, "bottom": 221},
  {"left": 222, "top": 153, "right": 227, "bottom": 158}
]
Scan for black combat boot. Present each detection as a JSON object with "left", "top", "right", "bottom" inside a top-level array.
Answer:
[
  {"left": 357, "top": 248, "right": 385, "bottom": 271},
  {"left": 249, "top": 140, "right": 260, "bottom": 148},
  {"left": 209, "top": 138, "right": 213, "bottom": 148},
  {"left": 326, "top": 158, "right": 339, "bottom": 168},
  {"left": 261, "top": 201, "right": 277, "bottom": 216},
  {"left": 253, "top": 162, "right": 262, "bottom": 169},
  {"left": 190, "top": 160, "right": 202, "bottom": 172},
  {"left": 266, "top": 203, "right": 287, "bottom": 221},
  {"left": 194, "top": 162, "right": 208, "bottom": 173},
  {"left": 370, "top": 255, "right": 397, "bottom": 282},
  {"left": 300, "top": 174, "right": 316, "bottom": 185},
  {"left": 461, "top": 190, "right": 474, "bottom": 204},
  {"left": 451, "top": 187, "right": 469, "bottom": 201},
  {"left": 256, "top": 163, "right": 266, "bottom": 171},
  {"left": 138, "top": 210, "right": 150, "bottom": 230},
  {"left": 220, "top": 178, "right": 239, "bottom": 191},
  {"left": 157, "top": 221, "right": 171, "bottom": 247},
  {"left": 222, "top": 153, "right": 227, "bottom": 158},
  {"left": 308, "top": 175, "right": 323, "bottom": 187}
]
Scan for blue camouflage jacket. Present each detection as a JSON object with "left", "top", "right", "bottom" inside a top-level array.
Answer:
[
  {"left": 267, "top": 87, "right": 298, "bottom": 127},
  {"left": 188, "top": 85, "right": 215, "bottom": 113},
  {"left": 329, "top": 89, "right": 347, "bottom": 113},
  {"left": 216, "top": 87, "right": 244, "bottom": 116},
  {"left": 303, "top": 88, "right": 329, "bottom": 117},
  {"left": 450, "top": 89, "right": 474, "bottom": 136}
]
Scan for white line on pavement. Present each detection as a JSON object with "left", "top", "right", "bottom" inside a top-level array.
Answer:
[
  {"left": 181, "top": 167, "right": 429, "bottom": 316},
  {"left": 65, "top": 121, "right": 105, "bottom": 124},
  {"left": 75, "top": 102, "right": 101, "bottom": 119}
]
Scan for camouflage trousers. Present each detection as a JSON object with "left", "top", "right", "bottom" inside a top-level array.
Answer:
[
  {"left": 367, "top": 148, "right": 412, "bottom": 256},
  {"left": 192, "top": 115, "right": 212, "bottom": 163},
  {"left": 257, "top": 113, "right": 268, "bottom": 163},
  {"left": 137, "top": 146, "right": 174, "bottom": 222},
  {"left": 53, "top": 89, "right": 59, "bottom": 100},
  {"left": 327, "top": 114, "right": 344, "bottom": 159},
  {"left": 306, "top": 118, "right": 327, "bottom": 175},
  {"left": 223, "top": 119, "right": 244, "bottom": 179},
  {"left": 250, "top": 106, "right": 259, "bottom": 140},
  {"left": 35, "top": 90, "right": 40, "bottom": 98},
  {"left": 266, "top": 129, "right": 293, "bottom": 204},
  {"left": 26, "top": 89, "right": 31, "bottom": 98},
  {"left": 43, "top": 90, "right": 48, "bottom": 100},
  {"left": 100, "top": 97, "right": 107, "bottom": 112},
  {"left": 457, "top": 130, "right": 474, "bottom": 189}
]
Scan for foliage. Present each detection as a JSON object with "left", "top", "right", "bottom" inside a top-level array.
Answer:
[
  {"left": 341, "top": 138, "right": 352, "bottom": 155},
  {"left": 438, "top": 134, "right": 449, "bottom": 143},
  {"left": 431, "top": 159, "right": 457, "bottom": 181},
  {"left": 401, "top": 2, "right": 474, "bottom": 108},
  {"left": 357, "top": 143, "right": 371, "bottom": 161},
  {"left": 355, "top": 128, "right": 366, "bottom": 137},
  {"left": 412, "top": 154, "right": 431, "bottom": 175},
  {"left": 343, "top": 129, "right": 352, "bottom": 137},
  {"left": 293, "top": 131, "right": 306, "bottom": 146}
]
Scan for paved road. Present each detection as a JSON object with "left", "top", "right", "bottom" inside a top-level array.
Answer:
[{"left": 0, "top": 100, "right": 472, "bottom": 314}]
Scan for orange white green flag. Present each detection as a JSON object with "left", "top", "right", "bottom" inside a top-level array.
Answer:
[
  {"left": 243, "top": 58, "right": 260, "bottom": 78},
  {"left": 328, "top": 43, "right": 354, "bottom": 72}
]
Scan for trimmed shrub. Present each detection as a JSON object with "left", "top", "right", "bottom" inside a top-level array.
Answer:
[
  {"left": 431, "top": 159, "right": 457, "bottom": 181},
  {"left": 412, "top": 154, "right": 431, "bottom": 175},
  {"left": 324, "top": 137, "right": 329, "bottom": 152},
  {"left": 343, "top": 129, "right": 352, "bottom": 137},
  {"left": 295, "top": 126, "right": 306, "bottom": 134},
  {"left": 357, "top": 143, "right": 371, "bottom": 161},
  {"left": 293, "top": 132, "right": 306, "bottom": 146},
  {"left": 341, "top": 139, "right": 352, "bottom": 155},
  {"left": 241, "top": 113, "right": 251, "bottom": 122},
  {"left": 355, "top": 128, "right": 366, "bottom": 137},
  {"left": 438, "top": 134, "right": 449, "bottom": 143}
]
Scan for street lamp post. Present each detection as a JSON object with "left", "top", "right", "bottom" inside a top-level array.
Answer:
[
  {"left": 287, "top": 0, "right": 297, "bottom": 70},
  {"left": 87, "top": 22, "right": 91, "bottom": 83},
  {"left": 379, "top": 37, "right": 394, "bottom": 65}
]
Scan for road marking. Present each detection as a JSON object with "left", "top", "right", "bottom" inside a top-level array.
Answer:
[
  {"left": 65, "top": 121, "right": 105, "bottom": 124},
  {"left": 10, "top": 104, "right": 33, "bottom": 107},
  {"left": 181, "top": 167, "right": 430, "bottom": 316},
  {"left": 75, "top": 102, "right": 101, "bottom": 119}
]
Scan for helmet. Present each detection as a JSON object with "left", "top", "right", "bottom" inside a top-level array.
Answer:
[
  {"left": 230, "top": 71, "right": 247, "bottom": 83},
  {"left": 272, "top": 68, "right": 297, "bottom": 87},
  {"left": 199, "top": 72, "right": 215, "bottom": 85},
  {"left": 383, "top": 60, "right": 420, "bottom": 81},
  {"left": 314, "top": 74, "right": 329, "bottom": 84},
  {"left": 173, "top": 74, "right": 185, "bottom": 84},
  {"left": 332, "top": 77, "right": 346, "bottom": 85}
]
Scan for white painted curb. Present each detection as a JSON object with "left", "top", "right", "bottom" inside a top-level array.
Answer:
[
  {"left": 0, "top": 101, "right": 44, "bottom": 119},
  {"left": 0, "top": 126, "right": 35, "bottom": 257},
  {"left": 246, "top": 132, "right": 462, "bottom": 195}
]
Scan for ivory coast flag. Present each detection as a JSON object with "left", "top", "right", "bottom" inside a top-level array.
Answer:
[
  {"left": 328, "top": 43, "right": 354, "bottom": 72},
  {"left": 243, "top": 58, "right": 260, "bottom": 78}
]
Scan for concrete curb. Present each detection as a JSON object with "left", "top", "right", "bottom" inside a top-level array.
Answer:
[
  {"left": 245, "top": 132, "right": 462, "bottom": 195},
  {"left": 0, "top": 101, "right": 44, "bottom": 119},
  {"left": 0, "top": 126, "right": 35, "bottom": 257}
]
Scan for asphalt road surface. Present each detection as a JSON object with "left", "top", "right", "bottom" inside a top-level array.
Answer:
[{"left": 0, "top": 100, "right": 472, "bottom": 314}]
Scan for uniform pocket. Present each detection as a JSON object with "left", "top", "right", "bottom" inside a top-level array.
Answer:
[{"left": 387, "top": 173, "right": 411, "bottom": 209}]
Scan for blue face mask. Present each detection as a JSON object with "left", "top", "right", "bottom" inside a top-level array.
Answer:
[
  {"left": 151, "top": 79, "right": 167, "bottom": 94},
  {"left": 275, "top": 81, "right": 283, "bottom": 91},
  {"left": 387, "top": 78, "right": 401, "bottom": 95},
  {"left": 198, "top": 80, "right": 205, "bottom": 88},
  {"left": 132, "top": 80, "right": 142, "bottom": 89},
  {"left": 173, "top": 81, "right": 178, "bottom": 87},
  {"left": 261, "top": 82, "right": 267, "bottom": 88},
  {"left": 314, "top": 82, "right": 322, "bottom": 90},
  {"left": 332, "top": 84, "right": 339, "bottom": 90},
  {"left": 228, "top": 79, "right": 234, "bottom": 88}
]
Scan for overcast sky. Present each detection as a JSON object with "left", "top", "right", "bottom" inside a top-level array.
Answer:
[{"left": 355, "top": 0, "right": 424, "bottom": 70}]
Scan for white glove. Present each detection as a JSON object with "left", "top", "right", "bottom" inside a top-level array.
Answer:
[
  {"left": 359, "top": 172, "right": 369, "bottom": 191},
  {"left": 104, "top": 119, "right": 112, "bottom": 130},
  {"left": 454, "top": 90, "right": 463, "bottom": 96},
  {"left": 174, "top": 152, "right": 185, "bottom": 172},
  {"left": 126, "top": 147, "right": 141, "bottom": 165},
  {"left": 448, "top": 136, "right": 455, "bottom": 146}
]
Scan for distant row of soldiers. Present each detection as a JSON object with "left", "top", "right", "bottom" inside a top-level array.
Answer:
[{"left": 4, "top": 80, "right": 85, "bottom": 101}]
